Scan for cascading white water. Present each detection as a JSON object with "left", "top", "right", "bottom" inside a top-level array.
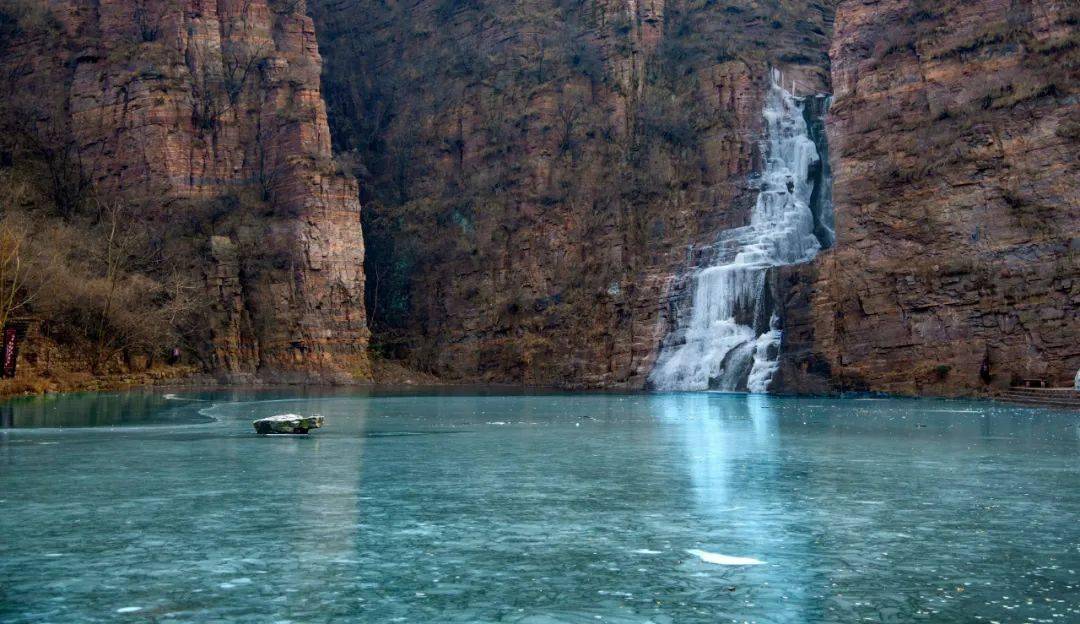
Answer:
[{"left": 650, "top": 70, "right": 827, "bottom": 393}]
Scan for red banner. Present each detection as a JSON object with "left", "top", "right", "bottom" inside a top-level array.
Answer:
[{"left": 3, "top": 327, "right": 18, "bottom": 378}]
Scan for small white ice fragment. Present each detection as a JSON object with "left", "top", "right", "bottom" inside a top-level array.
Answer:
[
  {"left": 633, "top": 549, "right": 662, "bottom": 555},
  {"left": 116, "top": 607, "right": 142, "bottom": 613},
  {"left": 686, "top": 549, "right": 764, "bottom": 566}
]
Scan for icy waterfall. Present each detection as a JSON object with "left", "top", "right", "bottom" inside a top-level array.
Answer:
[{"left": 649, "top": 71, "right": 830, "bottom": 393}]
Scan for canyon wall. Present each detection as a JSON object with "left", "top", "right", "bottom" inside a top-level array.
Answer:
[
  {"left": 4, "top": 0, "right": 1073, "bottom": 394},
  {"left": 776, "top": 0, "right": 1079, "bottom": 395},
  {"left": 2, "top": 0, "right": 369, "bottom": 381},
  {"left": 313, "top": 0, "right": 834, "bottom": 386}
]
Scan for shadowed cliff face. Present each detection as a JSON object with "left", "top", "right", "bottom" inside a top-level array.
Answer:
[
  {"left": 776, "top": 0, "right": 1079, "bottom": 395},
  {"left": 1, "top": 0, "right": 369, "bottom": 381},
  {"left": 312, "top": 0, "right": 834, "bottom": 387}
]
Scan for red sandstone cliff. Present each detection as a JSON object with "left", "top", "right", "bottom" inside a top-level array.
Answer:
[
  {"left": 4, "top": 0, "right": 1073, "bottom": 395},
  {"left": 3, "top": 0, "right": 369, "bottom": 381},
  {"left": 776, "top": 0, "right": 1078, "bottom": 395}
]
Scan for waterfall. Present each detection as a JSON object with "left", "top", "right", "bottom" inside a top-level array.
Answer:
[{"left": 649, "top": 70, "right": 831, "bottom": 393}]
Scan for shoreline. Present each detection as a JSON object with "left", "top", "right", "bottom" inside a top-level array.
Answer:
[
  {"left": 0, "top": 357, "right": 1070, "bottom": 407},
  {"left": 3, "top": 373, "right": 1068, "bottom": 409}
]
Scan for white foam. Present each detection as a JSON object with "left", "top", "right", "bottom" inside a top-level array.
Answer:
[
  {"left": 116, "top": 607, "right": 142, "bottom": 613},
  {"left": 686, "top": 549, "right": 765, "bottom": 566}
]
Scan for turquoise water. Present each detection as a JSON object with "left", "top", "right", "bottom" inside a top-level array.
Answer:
[{"left": 1, "top": 391, "right": 1078, "bottom": 623}]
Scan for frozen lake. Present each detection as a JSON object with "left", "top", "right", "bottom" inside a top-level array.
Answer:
[{"left": 1, "top": 390, "right": 1078, "bottom": 623}]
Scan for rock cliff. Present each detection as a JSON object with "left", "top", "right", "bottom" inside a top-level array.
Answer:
[
  {"left": 313, "top": 0, "right": 834, "bottom": 386},
  {"left": 776, "top": 0, "right": 1079, "bottom": 395},
  {"left": 2, "top": 0, "right": 369, "bottom": 381},
  {"left": 4, "top": 0, "right": 1073, "bottom": 395}
]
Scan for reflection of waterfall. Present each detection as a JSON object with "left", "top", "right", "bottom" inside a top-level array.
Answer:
[
  {"left": 657, "top": 394, "right": 780, "bottom": 512},
  {"left": 655, "top": 393, "right": 812, "bottom": 621},
  {"left": 650, "top": 70, "right": 832, "bottom": 393}
]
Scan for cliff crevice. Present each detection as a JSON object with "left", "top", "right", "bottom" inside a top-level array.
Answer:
[{"left": 313, "top": 0, "right": 834, "bottom": 387}]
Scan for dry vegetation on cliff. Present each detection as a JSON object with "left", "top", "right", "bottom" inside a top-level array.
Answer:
[
  {"left": 0, "top": 0, "right": 370, "bottom": 391},
  {"left": 0, "top": 4, "right": 199, "bottom": 386}
]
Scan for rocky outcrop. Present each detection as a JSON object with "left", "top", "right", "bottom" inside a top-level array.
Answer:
[
  {"left": 775, "top": 0, "right": 1079, "bottom": 395},
  {"left": 313, "top": 0, "right": 834, "bottom": 387},
  {"left": 3, "top": 0, "right": 369, "bottom": 381},
  {"left": 253, "top": 413, "right": 324, "bottom": 434}
]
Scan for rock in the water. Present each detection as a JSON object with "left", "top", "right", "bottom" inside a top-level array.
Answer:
[{"left": 253, "top": 414, "right": 324, "bottom": 435}]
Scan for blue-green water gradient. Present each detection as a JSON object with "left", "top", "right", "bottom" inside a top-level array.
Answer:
[{"left": 1, "top": 390, "right": 1077, "bottom": 623}]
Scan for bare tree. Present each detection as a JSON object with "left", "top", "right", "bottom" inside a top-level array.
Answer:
[
  {"left": 556, "top": 93, "right": 585, "bottom": 158},
  {"left": 89, "top": 201, "right": 142, "bottom": 371},
  {"left": 0, "top": 178, "right": 58, "bottom": 330},
  {"left": 133, "top": 0, "right": 175, "bottom": 42},
  {"left": 27, "top": 199, "right": 197, "bottom": 373},
  {"left": 222, "top": 40, "right": 269, "bottom": 105},
  {"left": 187, "top": 30, "right": 267, "bottom": 132},
  {"left": 0, "top": 217, "right": 36, "bottom": 330},
  {"left": 0, "top": 85, "right": 89, "bottom": 218}
]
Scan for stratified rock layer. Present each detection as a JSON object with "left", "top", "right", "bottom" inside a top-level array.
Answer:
[
  {"left": 5, "top": 0, "right": 369, "bottom": 381},
  {"left": 776, "top": 0, "right": 1079, "bottom": 395}
]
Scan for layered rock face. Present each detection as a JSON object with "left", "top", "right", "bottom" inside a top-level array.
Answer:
[
  {"left": 776, "top": 0, "right": 1079, "bottom": 395},
  {"left": 4, "top": 0, "right": 369, "bottom": 380},
  {"left": 7, "top": 0, "right": 1070, "bottom": 395},
  {"left": 313, "top": 0, "right": 833, "bottom": 386}
]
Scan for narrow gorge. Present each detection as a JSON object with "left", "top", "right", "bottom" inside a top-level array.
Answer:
[
  {"left": 0, "top": 0, "right": 1075, "bottom": 397},
  {"left": 312, "top": 0, "right": 837, "bottom": 389},
  {"left": 311, "top": 0, "right": 1076, "bottom": 395}
]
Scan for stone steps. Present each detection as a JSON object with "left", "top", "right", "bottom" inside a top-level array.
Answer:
[{"left": 996, "top": 387, "right": 1080, "bottom": 410}]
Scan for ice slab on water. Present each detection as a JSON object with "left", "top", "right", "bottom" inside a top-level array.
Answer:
[{"left": 686, "top": 549, "right": 765, "bottom": 566}]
